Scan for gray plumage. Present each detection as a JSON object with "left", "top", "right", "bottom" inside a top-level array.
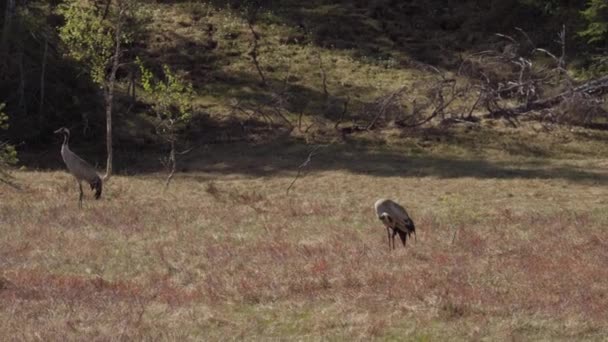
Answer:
[
  {"left": 374, "top": 198, "right": 416, "bottom": 250},
  {"left": 55, "top": 127, "right": 102, "bottom": 207}
]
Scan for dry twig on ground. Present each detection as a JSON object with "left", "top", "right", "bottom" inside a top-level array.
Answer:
[{"left": 286, "top": 145, "right": 325, "bottom": 194}]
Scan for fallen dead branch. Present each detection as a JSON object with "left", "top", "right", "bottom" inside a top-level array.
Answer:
[
  {"left": 475, "top": 26, "right": 608, "bottom": 124},
  {"left": 488, "top": 74, "right": 608, "bottom": 118}
]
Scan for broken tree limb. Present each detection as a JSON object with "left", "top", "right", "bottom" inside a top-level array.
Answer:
[{"left": 487, "top": 74, "right": 608, "bottom": 117}]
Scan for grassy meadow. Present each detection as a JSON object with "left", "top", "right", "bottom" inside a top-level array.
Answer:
[
  {"left": 2, "top": 1, "right": 608, "bottom": 340},
  {"left": 2, "top": 125, "right": 608, "bottom": 340}
]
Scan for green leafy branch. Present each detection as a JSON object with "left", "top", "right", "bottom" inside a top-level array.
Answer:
[
  {"left": 136, "top": 58, "right": 194, "bottom": 190},
  {"left": 0, "top": 103, "right": 18, "bottom": 188},
  {"left": 57, "top": 1, "right": 115, "bottom": 84},
  {"left": 137, "top": 57, "right": 194, "bottom": 140}
]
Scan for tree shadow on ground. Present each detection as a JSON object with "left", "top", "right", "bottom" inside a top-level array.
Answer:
[
  {"left": 21, "top": 124, "right": 608, "bottom": 186},
  {"left": 175, "top": 139, "right": 608, "bottom": 185}
]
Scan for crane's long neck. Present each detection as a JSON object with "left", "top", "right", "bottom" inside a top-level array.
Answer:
[{"left": 61, "top": 132, "right": 70, "bottom": 154}]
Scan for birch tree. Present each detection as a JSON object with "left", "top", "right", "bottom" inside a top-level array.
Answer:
[{"left": 58, "top": 0, "right": 137, "bottom": 181}]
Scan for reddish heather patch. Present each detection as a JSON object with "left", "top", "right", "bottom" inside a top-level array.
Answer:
[
  {"left": 0, "top": 270, "right": 204, "bottom": 307},
  {"left": 0, "top": 271, "right": 143, "bottom": 302}
]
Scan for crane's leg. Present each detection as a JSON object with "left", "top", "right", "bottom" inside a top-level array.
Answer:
[
  {"left": 386, "top": 227, "right": 392, "bottom": 250},
  {"left": 78, "top": 181, "right": 84, "bottom": 209},
  {"left": 397, "top": 230, "right": 407, "bottom": 247},
  {"left": 392, "top": 230, "right": 398, "bottom": 250}
]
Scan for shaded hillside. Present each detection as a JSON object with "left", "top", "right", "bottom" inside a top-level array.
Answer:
[{"left": 0, "top": 0, "right": 605, "bottom": 172}]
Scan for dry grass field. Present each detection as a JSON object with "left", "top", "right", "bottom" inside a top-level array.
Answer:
[{"left": 2, "top": 126, "right": 608, "bottom": 340}]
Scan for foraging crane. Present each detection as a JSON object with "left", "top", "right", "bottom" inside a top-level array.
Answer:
[
  {"left": 374, "top": 199, "right": 416, "bottom": 250},
  {"left": 54, "top": 127, "right": 102, "bottom": 207}
]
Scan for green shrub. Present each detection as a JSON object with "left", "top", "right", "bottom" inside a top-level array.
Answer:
[{"left": 0, "top": 103, "right": 18, "bottom": 168}]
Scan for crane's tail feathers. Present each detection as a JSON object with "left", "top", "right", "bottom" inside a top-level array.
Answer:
[
  {"left": 397, "top": 230, "right": 407, "bottom": 246},
  {"left": 90, "top": 177, "right": 103, "bottom": 199},
  {"left": 405, "top": 218, "right": 416, "bottom": 236}
]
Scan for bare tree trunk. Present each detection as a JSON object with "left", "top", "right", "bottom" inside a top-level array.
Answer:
[
  {"left": 1, "top": 0, "right": 15, "bottom": 55},
  {"left": 102, "top": 0, "right": 112, "bottom": 20},
  {"left": 317, "top": 51, "right": 329, "bottom": 100},
  {"left": 38, "top": 37, "right": 48, "bottom": 123},
  {"left": 103, "top": 4, "right": 124, "bottom": 182},
  {"left": 17, "top": 49, "right": 26, "bottom": 114},
  {"left": 164, "top": 140, "right": 176, "bottom": 191},
  {"left": 129, "top": 66, "right": 136, "bottom": 105},
  {"left": 333, "top": 96, "right": 349, "bottom": 131},
  {"left": 246, "top": 14, "right": 266, "bottom": 87},
  {"left": 103, "top": 88, "right": 114, "bottom": 181}
]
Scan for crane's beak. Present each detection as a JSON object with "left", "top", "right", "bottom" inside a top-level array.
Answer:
[{"left": 54, "top": 128, "right": 62, "bottom": 134}]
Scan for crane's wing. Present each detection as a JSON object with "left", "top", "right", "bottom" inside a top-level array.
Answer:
[
  {"left": 389, "top": 201, "right": 415, "bottom": 232},
  {"left": 389, "top": 200, "right": 410, "bottom": 218},
  {"left": 62, "top": 148, "right": 101, "bottom": 183}
]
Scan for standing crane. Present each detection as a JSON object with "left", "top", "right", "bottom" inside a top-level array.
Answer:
[
  {"left": 54, "top": 127, "right": 102, "bottom": 207},
  {"left": 374, "top": 199, "right": 416, "bottom": 250}
]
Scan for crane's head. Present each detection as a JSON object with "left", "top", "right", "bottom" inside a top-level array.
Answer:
[
  {"left": 54, "top": 127, "right": 70, "bottom": 136},
  {"left": 378, "top": 212, "right": 393, "bottom": 226}
]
